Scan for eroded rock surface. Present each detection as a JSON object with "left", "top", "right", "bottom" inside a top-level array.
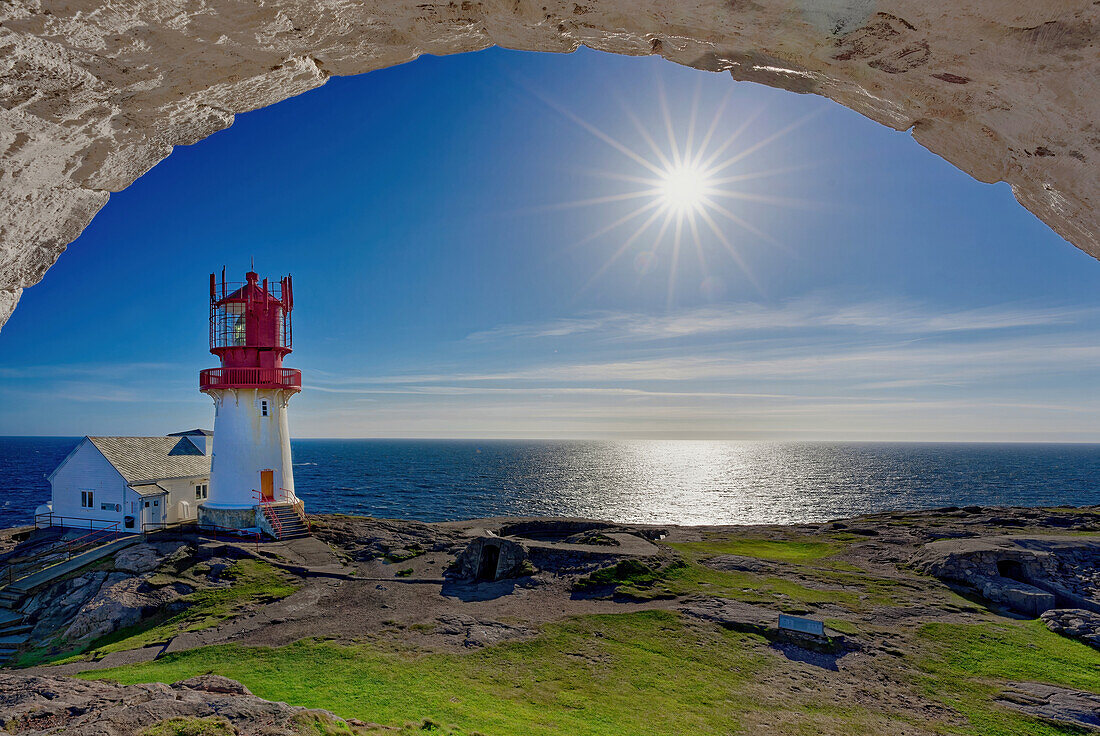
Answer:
[
  {"left": 1041, "top": 608, "right": 1100, "bottom": 651},
  {"left": 996, "top": 682, "right": 1100, "bottom": 732},
  {"left": 0, "top": 673, "right": 372, "bottom": 735},
  {"left": 909, "top": 536, "right": 1100, "bottom": 617},
  {"left": 0, "top": 1, "right": 1098, "bottom": 327}
]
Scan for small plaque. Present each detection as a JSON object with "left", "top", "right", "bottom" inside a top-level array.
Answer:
[{"left": 778, "top": 614, "right": 825, "bottom": 637}]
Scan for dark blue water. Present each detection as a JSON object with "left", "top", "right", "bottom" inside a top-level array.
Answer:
[{"left": 2, "top": 437, "right": 1098, "bottom": 529}]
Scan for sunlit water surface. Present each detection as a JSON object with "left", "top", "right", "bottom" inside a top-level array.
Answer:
[{"left": 1, "top": 438, "right": 1097, "bottom": 528}]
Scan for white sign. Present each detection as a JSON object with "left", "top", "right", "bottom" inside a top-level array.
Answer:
[{"left": 778, "top": 614, "right": 825, "bottom": 637}]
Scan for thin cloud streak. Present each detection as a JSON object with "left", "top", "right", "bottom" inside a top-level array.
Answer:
[{"left": 464, "top": 298, "right": 1094, "bottom": 343}]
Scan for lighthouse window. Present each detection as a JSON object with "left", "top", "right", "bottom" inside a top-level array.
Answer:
[{"left": 260, "top": 400, "right": 269, "bottom": 417}]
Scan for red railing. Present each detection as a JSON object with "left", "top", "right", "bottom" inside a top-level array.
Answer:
[
  {"left": 34, "top": 513, "right": 120, "bottom": 532},
  {"left": 291, "top": 497, "right": 311, "bottom": 533},
  {"left": 2, "top": 519, "right": 122, "bottom": 589},
  {"left": 199, "top": 367, "right": 301, "bottom": 391},
  {"left": 254, "top": 490, "right": 283, "bottom": 539}
]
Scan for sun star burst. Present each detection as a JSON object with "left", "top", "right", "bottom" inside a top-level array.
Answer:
[{"left": 532, "top": 79, "right": 820, "bottom": 304}]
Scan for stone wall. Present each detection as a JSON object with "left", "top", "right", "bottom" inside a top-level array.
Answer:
[{"left": 910, "top": 536, "right": 1100, "bottom": 617}]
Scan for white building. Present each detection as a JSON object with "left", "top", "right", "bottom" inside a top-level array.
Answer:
[{"left": 44, "top": 430, "right": 212, "bottom": 532}]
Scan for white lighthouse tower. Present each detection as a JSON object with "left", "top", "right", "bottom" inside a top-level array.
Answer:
[{"left": 198, "top": 269, "right": 307, "bottom": 538}]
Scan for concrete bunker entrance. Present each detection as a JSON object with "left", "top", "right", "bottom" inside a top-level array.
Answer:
[
  {"left": 997, "top": 559, "right": 1027, "bottom": 583},
  {"left": 476, "top": 543, "right": 501, "bottom": 582}
]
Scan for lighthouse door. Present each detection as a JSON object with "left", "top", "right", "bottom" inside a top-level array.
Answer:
[{"left": 260, "top": 470, "right": 275, "bottom": 502}]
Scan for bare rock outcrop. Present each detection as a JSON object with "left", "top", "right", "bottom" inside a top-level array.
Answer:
[
  {"left": 909, "top": 536, "right": 1100, "bottom": 617},
  {"left": 996, "top": 682, "right": 1100, "bottom": 732},
  {"left": 0, "top": 673, "right": 373, "bottom": 735},
  {"left": 1041, "top": 608, "right": 1100, "bottom": 651},
  {"left": 0, "top": 1, "right": 1098, "bottom": 327},
  {"left": 62, "top": 574, "right": 191, "bottom": 642}
]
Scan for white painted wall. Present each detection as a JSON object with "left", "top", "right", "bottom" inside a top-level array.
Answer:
[
  {"left": 206, "top": 388, "right": 296, "bottom": 509},
  {"left": 49, "top": 438, "right": 208, "bottom": 531},
  {"left": 49, "top": 439, "right": 128, "bottom": 530}
]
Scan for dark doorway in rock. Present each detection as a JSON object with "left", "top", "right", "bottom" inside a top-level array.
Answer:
[
  {"left": 477, "top": 543, "right": 500, "bottom": 581},
  {"left": 997, "top": 559, "right": 1026, "bottom": 582}
]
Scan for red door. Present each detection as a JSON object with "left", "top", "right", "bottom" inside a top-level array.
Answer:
[{"left": 260, "top": 470, "right": 274, "bottom": 502}]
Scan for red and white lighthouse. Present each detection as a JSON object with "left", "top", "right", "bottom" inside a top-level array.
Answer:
[{"left": 198, "top": 269, "right": 302, "bottom": 531}]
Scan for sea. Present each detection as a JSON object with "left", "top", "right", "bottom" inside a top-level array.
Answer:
[{"left": 1, "top": 437, "right": 1098, "bottom": 530}]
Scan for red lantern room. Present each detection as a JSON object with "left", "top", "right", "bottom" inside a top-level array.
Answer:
[{"left": 199, "top": 269, "right": 302, "bottom": 392}]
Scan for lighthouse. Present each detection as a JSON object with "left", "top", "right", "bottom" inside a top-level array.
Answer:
[{"left": 198, "top": 269, "right": 305, "bottom": 537}]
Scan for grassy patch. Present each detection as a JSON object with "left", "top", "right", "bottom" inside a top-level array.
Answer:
[
  {"left": 573, "top": 559, "right": 668, "bottom": 592},
  {"left": 385, "top": 546, "right": 425, "bottom": 563},
  {"left": 82, "top": 611, "right": 787, "bottom": 736},
  {"left": 23, "top": 560, "right": 299, "bottom": 667},
  {"left": 639, "top": 560, "right": 864, "bottom": 610},
  {"left": 640, "top": 535, "right": 905, "bottom": 612},
  {"left": 141, "top": 717, "right": 235, "bottom": 736},
  {"left": 668, "top": 537, "right": 841, "bottom": 563},
  {"left": 917, "top": 619, "right": 1100, "bottom": 735}
]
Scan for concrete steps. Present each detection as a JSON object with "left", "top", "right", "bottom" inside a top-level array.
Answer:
[
  {"left": 0, "top": 633, "right": 29, "bottom": 648},
  {"left": 263, "top": 504, "right": 311, "bottom": 541}
]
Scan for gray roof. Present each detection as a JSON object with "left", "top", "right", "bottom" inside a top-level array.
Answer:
[
  {"left": 167, "top": 429, "right": 214, "bottom": 437},
  {"left": 129, "top": 482, "right": 170, "bottom": 496},
  {"left": 88, "top": 436, "right": 211, "bottom": 484}
]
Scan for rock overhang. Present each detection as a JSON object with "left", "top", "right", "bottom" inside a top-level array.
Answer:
[{"left": 0, "top": 0, "right": 1097, "bottom": 329}]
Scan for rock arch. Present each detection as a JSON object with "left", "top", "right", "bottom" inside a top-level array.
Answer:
[{"left": 1, "top": 0, "right": 1097, "bottom": 326}]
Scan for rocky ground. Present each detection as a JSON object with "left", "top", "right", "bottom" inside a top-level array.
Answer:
[{"left": 0, "top": 505, "right": 1098, "bottom": 735}]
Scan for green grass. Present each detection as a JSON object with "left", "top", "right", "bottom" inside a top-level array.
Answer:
[
  {"left": 582, "top": 534, "right": 882, "bottom": 611},
  {"left": 141, "top": 717, "right": 235, "bottom": 736},
  {"left": 917, "top": 619, "right": 1100, "bottom": 735},
  {"left": 21, "top": 560, "right": 299, "bottom": 667},
  {"left": 630, "top": 535, "right": 907, "bottom": 612},
  {"left": 81, "top": 611, "right": 808, "bottom": 736},
  {"left": 573, "top": 559, "right": 667, "bottom": 591},
  {"left": 668, "top": 537, "right": 841, "bottom": 563}
]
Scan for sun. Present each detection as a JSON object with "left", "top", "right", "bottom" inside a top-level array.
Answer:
[
  {"left": 532, "top": 79, "right": 815, "bottom": 303},
  {"left": 658, "top": 163, "right": 712, "bottom": 214}
]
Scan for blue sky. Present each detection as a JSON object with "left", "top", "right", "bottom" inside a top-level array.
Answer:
[{"left": 2, "top": 48, "right": 1099, "bottom": 440}]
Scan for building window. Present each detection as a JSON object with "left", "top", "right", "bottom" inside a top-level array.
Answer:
[
  {"left": 81, "top": 490, "right": 94, "bottom": 508},
  {"left": 195, "top": 483, "right": 208, "bottom": 500},
  {"left": 260, "top": 400, "right": 269, "bottom": 417}
]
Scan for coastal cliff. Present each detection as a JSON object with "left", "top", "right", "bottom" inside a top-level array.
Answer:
[{"left": 1, "top": 506, "right": 1098, "bottom": 735}]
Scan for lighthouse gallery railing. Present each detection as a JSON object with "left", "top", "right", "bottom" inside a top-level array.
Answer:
[{"left": 199, "top": 367, "right": 302, "bottom": 390}]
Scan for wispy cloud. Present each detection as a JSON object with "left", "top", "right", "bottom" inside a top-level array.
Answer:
[
  {"left": 314, "top": 337, "right": 1100, "bottom": 390},
  {"left": 464, "top": 298, "right": 1093, "bottom": 343}
]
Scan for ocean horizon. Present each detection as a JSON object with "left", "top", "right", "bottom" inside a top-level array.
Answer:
[{"left": 2, "top": 436, "right": 1098, "bottom": 530}]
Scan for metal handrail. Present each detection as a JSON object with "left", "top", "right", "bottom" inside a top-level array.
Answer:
[
  {"left": 291, "top": 497, "right": 311, "bottom": 533},
  {"left": 253, "top": 490, "right": 283, "bottom": 538},
  {"left": 0, "top": 520, "right": 122, "bottom": 590},
  {"left": 34, "top": 513, "right": 122, "bottom": 531},
  {"left": 199, "top": 367, "right": 301, "bottom": 390}
]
